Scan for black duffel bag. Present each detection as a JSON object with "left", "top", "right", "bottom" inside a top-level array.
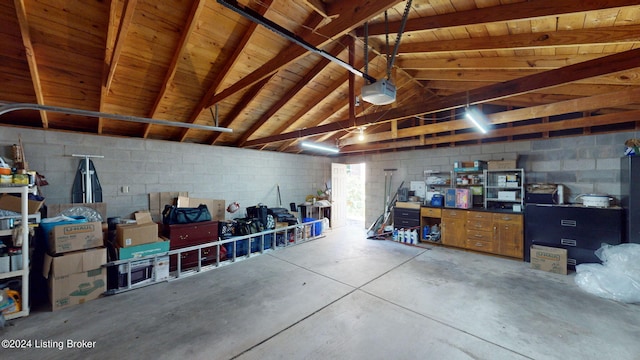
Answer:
[{"left": 162, "top": 204, "right": 212, "bottom": 225}]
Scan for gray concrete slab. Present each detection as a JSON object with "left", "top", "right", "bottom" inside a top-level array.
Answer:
[
  {"left": 2, "top": 254, "right": 354, "bottom": 360},
  {"left": 362, "top": 246, "right": 640, "bottom": 360},
  {"left": 237, "top": 290, "right": 530, "bottom": 360},
  {"left": 270, "top": 225, "right": 426, "bottom": 287}
]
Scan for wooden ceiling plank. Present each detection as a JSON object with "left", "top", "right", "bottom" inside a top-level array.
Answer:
[
  {"left": 356, "top": 0, "right": 640, "bottom": 36},
  {"left": 205, "top": 0, "right": 402, "bottom": 109},
  {"left": 396, "top": 23, "right": 640, "bottom": 55},
  {"left": 14, "top": 0, "right": 48, "bottom": 127},
  {"left": 144, "top": 0, "right": 206, "bottom": 139},
  {"left": 243, "top": 48, "right": 640, "bottom": 147}
]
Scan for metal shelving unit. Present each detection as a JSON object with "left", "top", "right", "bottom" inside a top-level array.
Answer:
[
  {"left": 483, "top": 169, "right": 525, "bottom": 211},
  {"left": 103, "top": 219, "right": 325, "bottom": 295},
  {"left": 0, "top": 185, "right": 37, "bottom": 320}
]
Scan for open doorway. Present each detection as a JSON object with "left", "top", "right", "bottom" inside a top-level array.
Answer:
[{"left": 346, "top": 163, "right": 366, "bottom": 227}]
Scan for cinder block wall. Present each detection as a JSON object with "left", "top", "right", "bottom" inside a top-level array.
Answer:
[
  {"left": 340, "top": 131, "right": 637, "bottom": 228},
  {"left": 0, "top": 127, "right": 331, "bottom": 219}
]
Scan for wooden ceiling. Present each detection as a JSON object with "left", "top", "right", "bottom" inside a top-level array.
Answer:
[{"left": 2, "top": 0, "right": 640, "bottom": 155}]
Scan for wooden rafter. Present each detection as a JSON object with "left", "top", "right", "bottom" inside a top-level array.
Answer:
[
  {"left": 394, "top": 24, "right": 640, "bottom": 55},
  {"left": 355, "top": 0, "right": 640, "bottom": 37},
  {"left": 14, "top": 0, "right": 47, "bottom": 127},
  {"left": 104, "top": 0, "right": 136, "bottom": 89}
]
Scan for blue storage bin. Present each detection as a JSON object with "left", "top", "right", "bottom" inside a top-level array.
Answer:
[
  {"left": 39, "top": 216, "right": 88, "bottom": 244},
  {"left": 223, "top": 238, "right": 249, "bottom": 258},
  {"left": 250, "top": 233, "right": 273, "bottom": 253},
  {"left": 302, "top": 218, "right": 322, "bottom": 237}
]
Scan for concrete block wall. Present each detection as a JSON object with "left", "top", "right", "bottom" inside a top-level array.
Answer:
[
  {"left": 340, "top": 131, "right": 638, "bottom": 228},
  {"left": 1, "top": 127, "right": 331, "bottom": 219}
]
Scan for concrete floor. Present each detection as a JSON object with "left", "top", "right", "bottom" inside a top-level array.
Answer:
[{"left": 2, "top": 223, "right": 640, "bottom": 359}]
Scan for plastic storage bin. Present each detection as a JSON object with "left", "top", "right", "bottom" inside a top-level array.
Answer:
[{"left": 302, "top": 218, "right": 322, "bottom": 237}]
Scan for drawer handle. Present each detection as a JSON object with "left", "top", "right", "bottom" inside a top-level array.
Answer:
[
  {"left": 501, "top": 216, "right": 512, "bottom": 221},
  {"left": 561, "top": 238, "right": 577, "bottom": 247},
  {"left": 561, "top": 219, "right": 576, "bottom": 227},
  {"left": 473, "top": 234, "right": 484, "bottom": 238},
  {"left": 475, "top": 242, "right": 484, "bottom": 247}
]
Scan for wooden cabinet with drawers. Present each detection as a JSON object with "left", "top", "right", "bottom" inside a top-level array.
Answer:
[
  {"left": 441, "top": 209, "right": 523, "bottom": 259},
  {"left": 465, "top": 211, "right": 495, "bottom": 253},
  {"left": 163, "top": 220, "right": 222, "bottom": 271}
]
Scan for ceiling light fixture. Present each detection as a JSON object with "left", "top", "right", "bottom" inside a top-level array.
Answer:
[
  {"left": 465, "top": 107, "right": 488, "bottom": 134},
  {"left": 301, "top": 141, "right": 340, "bottom": 154},
  {"left": 358, "top": 127, "right": 365, "bottom": 141}
]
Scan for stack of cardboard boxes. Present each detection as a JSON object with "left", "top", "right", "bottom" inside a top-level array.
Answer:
[
  {"left": 42, "top": 219, "right": 106, "bottom": 311},
  {"left": 110, "top": 212, "right": 170, "bottom": 290}
]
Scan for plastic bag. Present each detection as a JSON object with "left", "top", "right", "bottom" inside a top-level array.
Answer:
[{"left": 575, "top": 243, "right": 640, "bottom": 303}]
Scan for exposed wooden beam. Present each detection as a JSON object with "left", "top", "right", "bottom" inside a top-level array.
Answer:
[
  {"left": 144, "top": 0, "right": 206, "bottom": 139},
  {"left": 397, "top": 54, "right": 608, "bottom": 70},
  {"left": 14, "top": 0, "right": 48, "bottom": 127},
  {"left": 243, "top": 48, "right": 640, "bottom": 147},
  {"left": 355, "top": 0, "right": 640, "bottom": 37},
  {"left": 340, "top": 87, "right": 640, "bottom": 146},
  {"left": 339, "top": 110, "right": 640, "bottom": 153},
  {"left": 205, "top": 0, "right": 402, "bottom": 109},
  {"left": 104, "top": 0, "right": 136, "bottom": 89},
  {"left": 303, "top": 0, "right": 338, "bottom": 19},
  {"left": 395, "top": 24, "right": 640, "bottom": 55},
  {"left": 99, "top": 0, "right": 122, "bottom": 134}
]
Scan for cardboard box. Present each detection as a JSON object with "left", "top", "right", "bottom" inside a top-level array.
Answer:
[
  {"left": 43, "top": 248, "right": 107, "bottom": 311},
  {"left": 48, "top": 221, "right": 104, "bottom": 254},
  {"left": 46, "top": 203, "right": 107, "bottom": 222},
  {"left": 488, "top": 159, "right": 518, "bottom": 170},
  {"left": 117, "top": 237, "right": 170, "bottom": 260},
  {"left": 498, "top": 191, "right": 517, "bottom": 201},
  {"left": 0, "top": 193, "right": 44, "bottom": 214},
  {"left": 116, "top": 212, "right": 159, "bottom": 248},
  {"left": 445, "top": 188, "right": 456, "bottom": 208},
  {"left": 177, "top": 196, "right": 225, "bottom": 221},
  {"left": 455, "top": 189, "right": 472, "bottom": 209},
  {"left": 530, "top": 245, "right": 568, "bottom": 275},
  {"left": 149, "top": 191, "right": 188, "bottom": 223}
]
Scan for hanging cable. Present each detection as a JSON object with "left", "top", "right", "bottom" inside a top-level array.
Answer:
[
  {"left": 384, "top": 0, "right": 412, "bottom": 79},
  {"left": 385, "top": 11, "right": 390, "bottom": 80},
  {"left": 364, "top": 22, "right": 370, "bottom": 84}
]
